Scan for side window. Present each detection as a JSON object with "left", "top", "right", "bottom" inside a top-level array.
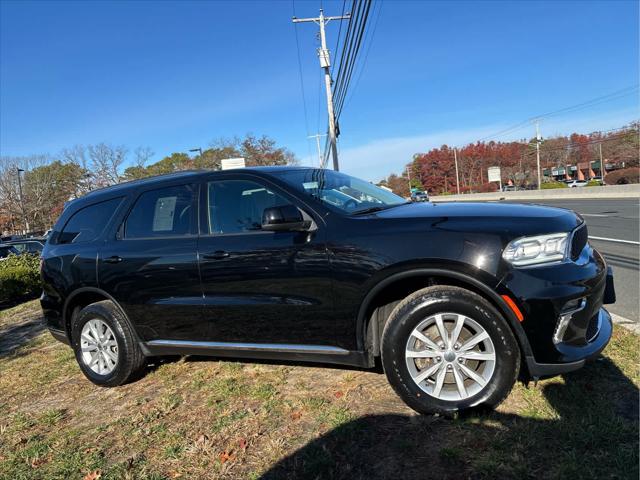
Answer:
[
  {"left": 59, "top": 197, "right": 123, "bottom": 244},
  {"left": 12, "top": 243, "right": 26, "bottom": 253},
  {"left": 208, "top": 180, "right": 293, "bottom": 234},
  {"left": 125, "top": 184, "right": 195, "bottom": 239},
  {"left": 27, "top": 242, "right": 43, "bottom": 253}
]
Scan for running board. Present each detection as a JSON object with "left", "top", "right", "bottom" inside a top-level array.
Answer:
[{"left": 143, "top": 339, "right": 371, "bottom": 368}]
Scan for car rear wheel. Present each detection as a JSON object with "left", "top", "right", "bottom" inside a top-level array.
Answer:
[
  {"left": 381, "top": 285, "right": 520, "bottom": 415},
  {"left": 71, "top": 300, "right": 146, "bottom": 387}
]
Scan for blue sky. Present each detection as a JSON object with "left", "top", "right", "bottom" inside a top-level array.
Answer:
[{"left": 1, "top": 0, "right": 638, "bottom": 181}]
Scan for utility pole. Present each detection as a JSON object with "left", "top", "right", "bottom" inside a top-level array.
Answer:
[
  {"left": 16, "top": 167, "right": 29, "bottom": 234},
  {"left": 599, "top": 143, "right": 604, "bottom": 183},
  {"left": 293, "top": 9, "right": 350, "bottom": 171},
  {"left": 406, "top": 164, "right": 412, "bottom": 194},
  {"left": 453, "top": 148, "right": 460, "bottom": 195},
  {"left": 535, "top": 120, "right": 542, "bottom": 190},
  {"left": 308, "top": 133, "right": 327, "bottom": 168}
]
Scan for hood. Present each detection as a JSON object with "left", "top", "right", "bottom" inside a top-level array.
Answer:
[{"left": 369, "top": 201, "right": 583, "bottom": 237}]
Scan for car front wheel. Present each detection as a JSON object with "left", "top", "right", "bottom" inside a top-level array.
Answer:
[{"left": 381, "top": 286, "right": 520, "bottom": 415}]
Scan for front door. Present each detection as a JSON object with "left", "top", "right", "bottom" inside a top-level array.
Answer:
[
  {"left": 98, "top": 183, "right": 202, "bottom": 342},
  {"left": 197, "top": 175, "right": 334, "bottom": 346}
]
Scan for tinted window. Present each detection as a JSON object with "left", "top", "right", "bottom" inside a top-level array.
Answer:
[
  {"left": 274, "top": 169, "right": 407, "bottom": 213},
  {"left": 208, "top": 180, "right": 292, "bottom": 234},
  {"left": 10, "top": 243, "right": 26, "bottom": 253},
  {"left": 0, "top": 245, "right": 19, "bottom": 258},
  {"left": 27, "top": 242, "right": 43, "bottom": 253},
  {"left": 59, "top": 197, "right": 123, "bottom": 244},
  {"left": 125, "top": 185, "right": 195, "bottom": 239}
]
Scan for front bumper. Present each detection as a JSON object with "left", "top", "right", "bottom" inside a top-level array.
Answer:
[
  {"left": 499, "top": 243, "right": 615, "bottom": 378},
  {"left": 525, "top": 307, "right": 612, "bottom": 377}
]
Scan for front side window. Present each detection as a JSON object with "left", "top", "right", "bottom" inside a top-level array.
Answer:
[
  {"left": 207, "top": 180, "right": 292, "bottom": 234},
  {"left": 273, "top": 169, "right": 407, "bottom": 214},
  {"left": 125, "top": 185, "right": 195, "bottom": 239},
  {"left": 59, "top": 197, "right": 123, "bottom": 244}
]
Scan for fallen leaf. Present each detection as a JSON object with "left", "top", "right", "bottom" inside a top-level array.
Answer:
[
  {"left": 83, "top": 470, "right": 102, "bottom": 480},
  {"left": 334, "top": 391, "right": 344, "bottom": 399},
  {"left": 239, "top": 438, "right": 248, "bottom": 450},
  {"left": 219, "top": 449, "right": 236, "bottom": 464},
  {"left": 290, "top": 411, "right": 302, "bottom": 420}
]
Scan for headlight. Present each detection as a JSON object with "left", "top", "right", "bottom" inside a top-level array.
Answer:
[{"left": 502, "top": 233, "right": 569, "bottom": 266}]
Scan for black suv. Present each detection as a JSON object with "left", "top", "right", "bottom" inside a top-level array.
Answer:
[{"left": 41, "top": 167, "right": 615, "bottom": 415}]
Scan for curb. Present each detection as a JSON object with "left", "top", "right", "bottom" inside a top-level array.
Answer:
[{"left": 611, "top": 313, "right": 639, "bottom": 334}]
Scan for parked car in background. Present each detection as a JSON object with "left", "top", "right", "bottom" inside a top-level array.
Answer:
[
  {"left": 565, "top": 180, "right": 588, "bottom": 188},
  {"left": 502, "top": 185, "right": 517, "bottom": 192},
  {"left": 5, "top": 238, "right": 45, "bottom": 255},
  {"left": 0, "top": 244, "right": 20, "bottom": 260},
  {"left": 41, "top": 167, "right": 615, "bottom": 415},
  {"left": 410, "top": 190, "right": 429, "bottom": 202}
]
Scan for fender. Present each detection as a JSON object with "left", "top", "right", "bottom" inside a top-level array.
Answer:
[
  {"left": 356, "top": 268, "right": 534, "bottom": 359},
  {"left": 62, "top": 287, "right": 151, "bottom": 355}
]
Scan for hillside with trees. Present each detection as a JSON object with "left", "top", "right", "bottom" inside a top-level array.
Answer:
[{"left": 379, "top": 122, "right": 639, "bottom": 197}]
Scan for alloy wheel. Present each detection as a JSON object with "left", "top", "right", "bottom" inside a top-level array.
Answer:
[
  {"left": 80, "top": 319, "right": 119, "bottom": 375},
  {"left": 405, "top": 312, "right": 496, "bottom": 401}
]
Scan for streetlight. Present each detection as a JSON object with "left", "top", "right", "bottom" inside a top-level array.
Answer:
[
  {"left": 16, "top": 167, "right": 29, "bottom": 234},
  {"left": 189, "top": 148, "right": 203, "bottom": 156}
]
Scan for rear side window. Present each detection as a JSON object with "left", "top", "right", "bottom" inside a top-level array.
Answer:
[
  {"left": 59, "top": 197, "right": 123, "bottom": 244},
  {"left": 10, "top": 243, "right": 26, "bottom": 253},
  {"left": 125, "top": 184, "right": 195, "bottom": 239},
  {"left": 27, "top": 242, "right": 43, "bottom": 253}
]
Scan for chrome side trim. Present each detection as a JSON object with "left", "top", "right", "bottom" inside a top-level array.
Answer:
[
  {"left": 553, "top": 298, "right": 587, "bottom": 345},
  {"left": 146, "top": 339, "right": 350, "bottom": 355},
  {"left": 586, "top": 310, "right": 603, "bottom": 343}
]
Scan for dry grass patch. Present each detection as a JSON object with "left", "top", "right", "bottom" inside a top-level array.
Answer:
[{"left": 0, "top": 301, "right": 637, "bottom": 479}]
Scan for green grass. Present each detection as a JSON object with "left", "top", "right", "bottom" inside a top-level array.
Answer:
[{"left": 0, "top": 300, "right": 637, "bottom": 479}]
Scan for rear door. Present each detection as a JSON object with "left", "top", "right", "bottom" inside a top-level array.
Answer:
[
  {"left": 98, "top": 183, "right": 203, "bottom": 342},
  {"left": 197, "top": 174, "right": 334, "bottom": 346}
]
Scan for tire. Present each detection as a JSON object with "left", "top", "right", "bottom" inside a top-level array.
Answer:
[
  {"left": 71, "top": 300, "right": 146, "bottom": 387},
  {"left": 381, "top": 285, "right": 520, "bottom": 415}
]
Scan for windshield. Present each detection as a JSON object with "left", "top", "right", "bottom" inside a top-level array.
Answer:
[{"left": 274, "top": 169, "right": 407, "bottom": 214}]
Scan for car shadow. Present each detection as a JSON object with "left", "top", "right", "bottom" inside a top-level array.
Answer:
[
  {"left": 259, "top": 357, "right": 638, "bottom": 479},
  {"left": 0, "top": 314, "right": 46, "bottom": 358}
]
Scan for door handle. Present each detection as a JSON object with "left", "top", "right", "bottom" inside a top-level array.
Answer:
[
  {"left": 202, "top": 250, "right": 230, "bottom": 260},
  {"left": 104, "top": 255, "right": 123, "bottom": 264}
]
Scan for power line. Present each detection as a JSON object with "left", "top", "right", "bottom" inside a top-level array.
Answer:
[
  {"left": 341, "top": 0, "right": 383, "bottom": 111},
  {"left": 520, "top": 128, "right": 639, "bottom": 155},
  {"left": 333, "top": 0, "right": 372, "bottom": 120},
  {"left": 291, "top": 0, "right": 314, "bottom": 164},
  {"left": 477, "top": 85, "right": 639, "bottom": 142},
  {"left": 331, "top": 0, "right": 347, "bottom": 78}
]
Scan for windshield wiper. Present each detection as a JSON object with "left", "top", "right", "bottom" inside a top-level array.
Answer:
[{"left": 350, "top": 202, "right": 410, "bottom": 216}]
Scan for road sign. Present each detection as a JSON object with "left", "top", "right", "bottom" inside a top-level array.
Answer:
[
  {"left": 487, "top": 166, "right": 501, "bottom": 183},
  {"left": 220, "top": 158, "right": 245, "bottom": 170}
]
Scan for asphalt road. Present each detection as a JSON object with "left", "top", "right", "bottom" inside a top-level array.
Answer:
[{"left": 518, "top": 198, "right": 639, "bottom": 322}]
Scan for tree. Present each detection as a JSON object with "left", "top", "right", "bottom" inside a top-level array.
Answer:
[
  {"left": 23, "top": 161, "right": 89, "bottom": 230},
  {"left": 88, "top": 143, "right": 127, "bottom": 187},
  {"left": 123, "top": 134, "right": 297, "bottom": 180}
]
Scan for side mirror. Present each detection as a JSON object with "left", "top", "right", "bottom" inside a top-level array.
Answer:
[{"left": 262, "top": 205, "right": 309, "bottom": 232}]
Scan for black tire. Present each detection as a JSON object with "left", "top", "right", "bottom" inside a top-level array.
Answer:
[
  {"left": 381, "top": 285, "right": 520, "bottom": 415},
  {"left": 71, "top": 300, "right": 146, "bottom": 387}
]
